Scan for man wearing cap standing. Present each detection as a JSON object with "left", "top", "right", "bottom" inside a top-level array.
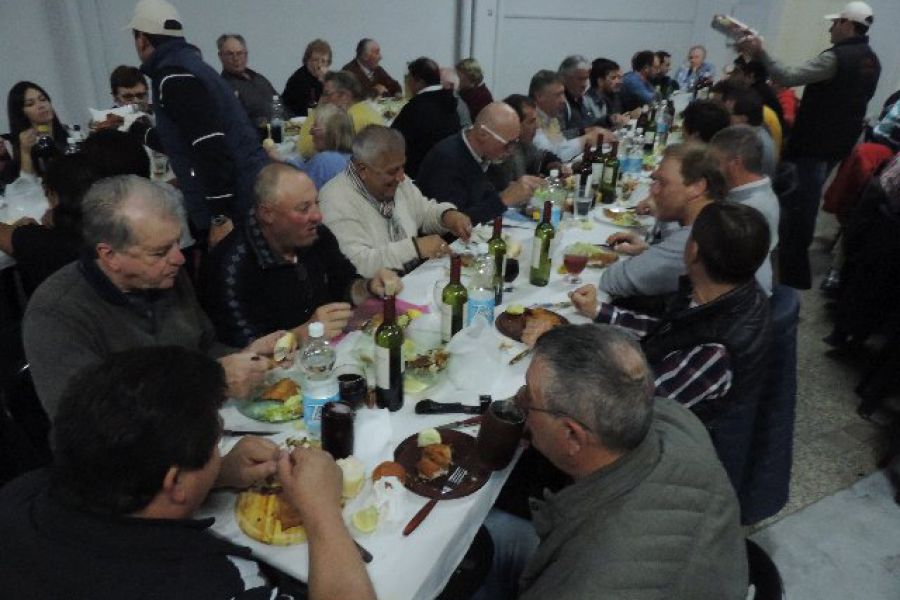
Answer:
[
  {"left": 738, "top": 1, "right": 880, "bottom": 289},
  {"left": 126, "top": 0, "right": 269, "bottom": 246}
]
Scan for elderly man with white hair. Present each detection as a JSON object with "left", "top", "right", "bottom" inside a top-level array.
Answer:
[
  {"left": 320, "top": 125, "right": 473, "bottom": 276},
  {"left": 558, "top": 55, "right": 604, "bottom": 139}
]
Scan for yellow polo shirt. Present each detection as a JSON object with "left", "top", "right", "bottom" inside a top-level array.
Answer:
[{"left": 296, "top": 101, "right": 385, "bottom": 158}]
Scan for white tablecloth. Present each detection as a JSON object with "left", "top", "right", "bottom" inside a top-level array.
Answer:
[{"left": 200, "top": 200, "right": 653, "bottom": 600}]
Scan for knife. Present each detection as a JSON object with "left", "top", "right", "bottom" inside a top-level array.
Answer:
[
  {"left": 223, "top": 429, "right": 280, "bottom": 436},
  {"left": 435, "top": 415, "right": 482, "bottom": 430},
  {"left": 415, "top": 399, "right": 482, "bottom": 415},
  {"left": 528, "top": 301, "right": 572, "bottom": 310},
  {"left": 508, "top": 348, "right": 532, "bottom": 366}
]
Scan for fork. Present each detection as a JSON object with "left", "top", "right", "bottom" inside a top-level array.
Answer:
[{"left": 402, "top": 466, "right": 468, "bottom": 536}]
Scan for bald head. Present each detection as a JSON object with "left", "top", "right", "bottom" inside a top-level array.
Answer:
[
  {"left": 254, "top": 162, "right": 314, "bottom": 208},
  {"left": 254, "top": 163, "right": 322, "bottom": 252}
]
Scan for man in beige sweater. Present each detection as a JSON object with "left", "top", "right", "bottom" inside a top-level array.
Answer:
[{"left": 320, "top": 125, "right": 472, "bottom": 276}]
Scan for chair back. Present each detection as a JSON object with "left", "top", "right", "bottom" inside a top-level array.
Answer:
[{"left": 739, "top": 285, "right": 799, "bottom": 524}]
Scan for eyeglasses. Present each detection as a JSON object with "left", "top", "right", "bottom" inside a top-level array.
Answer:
[
  {"left": 220, "top": 50, "right": 247, "bottom": 59},
  {"left": 516, "top": 385, "right": 594, "bottom": 433},
  {"left": 480, "top": 123, "right": 518, "bottom": 149}
]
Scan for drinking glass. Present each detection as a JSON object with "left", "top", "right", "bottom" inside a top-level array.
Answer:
[
  {"left": 504, "top": 258, "right": 520, "bottom": 292},
  {"left": 476, "top": 399, "right": 525, "bottom": 470},
  {"left": 574, "top": 195, "right": 593, "bottom": 221},
  {"left": 321, "top": 401, "right": 355, "bottom": 459},
  {"left": 563, "top": 244, "right": 588, "bottom": 285}
]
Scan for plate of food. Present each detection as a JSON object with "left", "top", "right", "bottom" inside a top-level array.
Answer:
[
  {"left": 393, "top": 428, "right": 489, "bottom": 500},
  {"left": 238, "top": 376, "right": 303, "bottom": 423},
  {"left": 556, "top": 242, "right": 619, "bottom": 270},
  {"left": 495, "top": 305, "right": 569, "bottom": 342},
  {"left": 593, "top": 206, "right": 645, "bottom": 228}
]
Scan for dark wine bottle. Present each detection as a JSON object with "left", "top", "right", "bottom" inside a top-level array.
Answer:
[
  {"left": 375, "top": 285, "right": 404, "bottom": 411},
  {"left": 441, "top": 254, "right": 468, "bottom": 343},
  {"left": 31, "top": 124, "right": 58, "bottom": 178},
  {"left": 601, "top": 141, "right": 619, "bottom": 204}
]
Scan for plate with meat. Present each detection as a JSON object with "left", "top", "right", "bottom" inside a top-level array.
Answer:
[
  {"left": 495, "top": 306, "right": 569, "bottom": 343},
  {"left": 393, "top": 428, "right": 489, "bottom": 500}
]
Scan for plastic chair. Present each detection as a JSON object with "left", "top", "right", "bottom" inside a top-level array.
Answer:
[{"left": 747, "top": 539, "right": 785, "bottom": 600}]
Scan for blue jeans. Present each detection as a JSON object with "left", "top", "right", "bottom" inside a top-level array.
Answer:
[
  {"left": 778, "top": 156, "right": 837, "bottom": 289},
  {"left": 471, "top": 508, "right": 541, "bottom": 600}
]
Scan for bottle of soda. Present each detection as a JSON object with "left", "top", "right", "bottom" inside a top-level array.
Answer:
[
  {"left": 270, "top": 94, "right": 284, "bottom": 143},
  {"left": 31, "top": 125, "right": 59, "bottom": 178}
]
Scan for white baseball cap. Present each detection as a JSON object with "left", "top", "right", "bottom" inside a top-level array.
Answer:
[
  {"left": 126, "top": 0, "right": 185, "bottom": 37},
  {"left": 824, "top": 1, "right": 874, "bottom": 26}
]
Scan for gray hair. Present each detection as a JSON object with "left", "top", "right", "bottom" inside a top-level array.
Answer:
[
  {"left": 533, "top": 324, "right": 654, "bottom": 452},
  {"left": 455, "top": 58, "right": 483, "bottom": 85},
  {"left": 82, "top": 175, "right": 181, "bottom": 251},
  {"left": 528, "top": 69, "right": 564, "bottom": 98},
  {"left": 216, "top": 34, "right": 246, "bottom": 52},
  {"left": 313, "top": 103, "right": 354, "bottom": 153},
  {"left": 709, "top": 125, "right": 765, "bottom": 175},
  {"left": 689, "top": 44, "right": 707, "bottom": 58},
  {"left": 324, "top": 70, "right": 363, "bottom": 102},
  {"left": 558, "top": 55, "right": 590, "bottom": 77},
  {"left": 254, "top": 162, "right": 305, "bottom": 208},
  {"left": 351, "top": 125, "right": 405, "bottom": 164}
]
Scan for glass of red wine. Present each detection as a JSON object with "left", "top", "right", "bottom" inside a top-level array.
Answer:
[
  {"left": 563, "top": 245, "right": 588, "bottom": 285},
  {"left": 504, "top": 258, "right": 520, "bottom": 292}
]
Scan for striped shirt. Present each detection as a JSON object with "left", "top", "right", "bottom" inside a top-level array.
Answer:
[{"left": 596, "top": 302, "right": 732, "bottom": 408}]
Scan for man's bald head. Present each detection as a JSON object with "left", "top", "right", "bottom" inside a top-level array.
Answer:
[
  {"left": 471, "top": 102, "right": 521, "bottom": 161},
  {"left": 254, "top": 163, "right": 322, "bottom": 251},
  {"left": 254, "top": 162, "right": 314, "bottom": 208}
]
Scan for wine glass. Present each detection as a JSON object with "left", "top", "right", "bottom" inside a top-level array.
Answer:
[
  {"left": 563, "top": 245, "right": 588, "bottom": 285},
  {"left": 504, "top": 258, "right": 520, "bottom": 292}
]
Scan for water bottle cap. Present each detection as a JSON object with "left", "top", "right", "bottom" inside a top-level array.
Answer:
[
  {"left": 549, "top": 169, "right": 559, "bottom": 177},
  {"left": 67, "top": 138, "right": 75, "bottom": 144},
  {"left": 308, "top": 322, "right": 324, "bottom": 338}
]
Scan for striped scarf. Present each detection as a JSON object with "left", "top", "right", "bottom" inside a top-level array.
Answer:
[{"left": 346, "top": 162, "right": 408, "bottom": 243}]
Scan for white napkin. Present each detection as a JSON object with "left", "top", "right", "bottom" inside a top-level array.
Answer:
[
  {"left": 445, "top": 316, "right": 504, "bottom": 399},
  {"left": 88, "top": 106, "right": 149, "bottom": 132},
  {"left": 353, "top": 407, "right": 394, "bottom": 471}
]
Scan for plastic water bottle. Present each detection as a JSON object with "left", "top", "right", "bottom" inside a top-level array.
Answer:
[
  {"left": 545, "top": 169, "right": 564, "bottom": 227},
  {"left": 467, "top": 254, "right": 496, "bottom": 326},
  {"left": 270, "top": 94, "right": 284, "bottom": 143},
  {"left": 299, "top": 322, "right": 338, "bottom": 436},
  {"left": 64, "top": 137, "right": 79, "bottom": 156}
]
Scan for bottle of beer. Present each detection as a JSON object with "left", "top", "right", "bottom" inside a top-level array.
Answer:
[
  {"left": 529, "top": 201, "right": 555, "bottom": 287},
  {"left": 375, "top": 282, "right": 404, "bottom": 411},
  {"left": 601, "top": 141, "right": 619, "bottom": 204},
  {"left": 31, "top": 124, "right": 58, "bottom": 178},
  {"left": 441, "top": 254, "right": 468, "bottom": 343},
  {"left": 487, "top": 217, "right": 506, "bottom": 304}
]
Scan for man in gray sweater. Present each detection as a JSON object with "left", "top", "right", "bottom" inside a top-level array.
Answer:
[
  {"left": 23, "top": 175, "right": 281, "bottom": 419},
  {"left": 598, "top": 143, "right": 725, "bottom": 300},
  {"left": 476, "top": 324, "right": 748, "bottom": 599}
]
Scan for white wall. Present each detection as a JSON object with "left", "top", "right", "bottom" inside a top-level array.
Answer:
[{"left": 1, "top": 0, "right": 896, "bottom": 134}]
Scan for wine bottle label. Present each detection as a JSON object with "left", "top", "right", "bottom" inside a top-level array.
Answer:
[
  {"left": 531, "top": 239, "right": 543, "bottom": 270},
  {"left": 375, "top": 345, "right": 403, "bottom": 390},
  {"left": 603, "top": 167, "right": 616, "bottom": 186},
  {"left": 441, "top": 301, "right": 467, "bottom": 342}
]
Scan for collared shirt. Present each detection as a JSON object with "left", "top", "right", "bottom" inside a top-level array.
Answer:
[
  {"left": 674, "top": 61, "right": 717, "bottom": 90},
  {"left": 460, "top": 126, "right": 490, "bottom": 172},
  {"left": 357, "top": 60, "right": 375, "bottom": 80},
  {"left": 533, "top": 108, "right": 583, "bottom": 162},
  {"left": 561, "top": 89, "right": 601, "bottom": 139},
  {"left": 595, "top": 303, "right": 732, "bottom": 408}
]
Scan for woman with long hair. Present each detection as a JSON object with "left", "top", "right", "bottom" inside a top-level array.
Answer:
[{"left": 1, "top": 81, "right": 68, "bottom": 183}]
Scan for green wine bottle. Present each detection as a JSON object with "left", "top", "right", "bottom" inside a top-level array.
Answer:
[
  {"left": 375, "top": 284, "right": 404, "bottom": 411},
  {"left": 529, "top": 201, "right": 555, "bottom": 287},
  {"left": 601, "top": 141, "right": 619, "bottom": 204},
  {"left": 487, "top": 217, "right": 506, "bottom": 304},
  {"left": 441, "top": 254, "right": 468, "bottom": 343}
]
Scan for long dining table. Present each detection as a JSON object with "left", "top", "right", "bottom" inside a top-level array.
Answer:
[{"left": 199, "top": 182, "right": 653, "bottom": 600}]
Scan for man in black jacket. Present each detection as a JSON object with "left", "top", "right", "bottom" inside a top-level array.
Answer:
[
  {"left": 416, "top": 102, "right": 543, "bottom": 225},
  {"left": 0, "top": 346, "right": 376, "bottom": 600},
  {"left": 390, "top": 57, "right": 461, "bottom": 179},
  {"left": 738, "top": 0, "right": 880, "bottom": 289},
  {"left": 127, "top": 0, "right": 269, "bottom": 244}
]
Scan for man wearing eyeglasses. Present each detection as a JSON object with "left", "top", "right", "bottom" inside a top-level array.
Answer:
[
  {"left": 737, "top": 1, "right": 880, "bottom": 289},
  {"left": 217, "top": 33, "right": 279, "bottom": 124},
  {"left": 416, "top": 102, "right": 544, "bottom": 225},
  {"left": 474, "top": 324, "right": 747, "bottom": 599},
  {"left": 110, "top": 65, "right": 151, "bottom": 113}
]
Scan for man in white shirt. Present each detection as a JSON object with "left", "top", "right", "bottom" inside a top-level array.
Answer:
[
  {"left": 320, "top": 125, "right": 472, "bottom": 276},
  {"left": 709, "top": 125, "right": 780, "bottom": 295}
]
